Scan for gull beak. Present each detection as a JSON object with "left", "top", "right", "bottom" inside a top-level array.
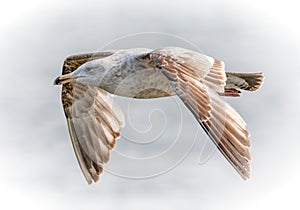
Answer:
[{"left": 53, "top": 73, "right": 79, "bottom": 85}]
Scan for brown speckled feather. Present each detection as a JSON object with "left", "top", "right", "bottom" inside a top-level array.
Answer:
[{"left": 225, "top": 72, "right": 264, "bottom": 91}]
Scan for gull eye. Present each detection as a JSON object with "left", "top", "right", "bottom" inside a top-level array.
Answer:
[{"left": 86, "top": 67, "right": 95, "bottom": 73}]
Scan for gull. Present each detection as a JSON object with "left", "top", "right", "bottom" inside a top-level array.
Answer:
[{"left": 54, "top": 47, "right": 264, "bottom": 184}]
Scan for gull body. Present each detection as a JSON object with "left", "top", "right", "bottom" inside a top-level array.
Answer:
[{"left": 70, "top": 48, "right": 174, "bottom": 98}]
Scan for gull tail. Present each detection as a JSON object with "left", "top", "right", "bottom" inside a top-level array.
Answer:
[{"left": 225, "top": 72, "right": 264, "bottom": 91}]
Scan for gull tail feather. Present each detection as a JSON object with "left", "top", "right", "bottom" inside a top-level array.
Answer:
[{"left": 226, "top": 72, "right": 264, "bottom": 92}]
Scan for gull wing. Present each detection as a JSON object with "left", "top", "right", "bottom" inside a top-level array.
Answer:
[
  {"left": 61, "top": 51, "right": 125, "bottom": 184},
  {"left": 144, "top": 47, "right": 251, "bottom": 179},
  {"left": 61, "top": 51, "right": 116, "bottom": 74}
]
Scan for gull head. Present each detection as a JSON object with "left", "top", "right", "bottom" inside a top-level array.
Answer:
[{"left": 54, "top": 61, "right": 105, "bottom": 86}]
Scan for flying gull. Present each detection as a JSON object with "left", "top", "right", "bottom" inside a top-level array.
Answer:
[{"left": 54, "top": 47, "right": 264, "bottom": 184}]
